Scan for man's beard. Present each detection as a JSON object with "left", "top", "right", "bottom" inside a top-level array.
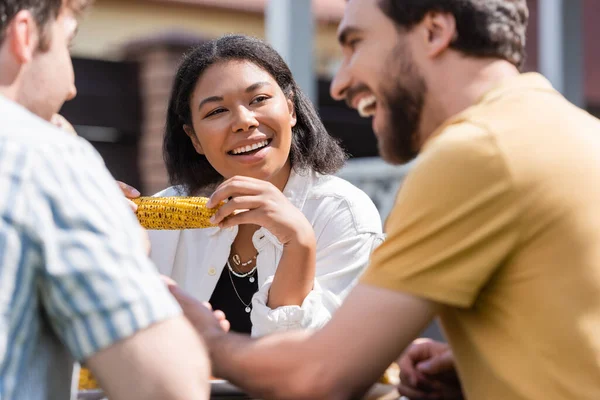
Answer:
[{"left": 377, "top": 42, "right": 427, "bottom": 165}]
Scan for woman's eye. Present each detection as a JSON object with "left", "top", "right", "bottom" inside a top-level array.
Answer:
[
  {"left": 251, "top": 95, "right": 270, "bottom": 105},
  {"left": 205, "top": 108, "right": 226, "bottom": 118}
]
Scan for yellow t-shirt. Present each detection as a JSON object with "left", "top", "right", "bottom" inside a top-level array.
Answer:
[{"left": 362, "top": 73, "right": 600, "bottom": 399}]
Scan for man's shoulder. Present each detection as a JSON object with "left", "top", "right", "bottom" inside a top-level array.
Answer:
[
  {"left": 423, "top": 120, "right": 498, "bottom": 164},
  {"left": 401, "top": 121, "right": 512, "bottom": 208},
  {"left": 0, "top": 96, "right": 85, "bottom": 151}
]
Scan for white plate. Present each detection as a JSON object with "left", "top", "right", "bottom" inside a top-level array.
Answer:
[
  {"left": 77, "top": 381, "right": 247, "bottom": 399},
  {"left": 77, "top": 389, "right": 105, "bottom": 400},
  {"left": 211, "top": 379, "right": 248, "bottom": 396}
]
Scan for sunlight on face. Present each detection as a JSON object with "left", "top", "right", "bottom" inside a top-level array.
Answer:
[
  {"left": 21, "top": 7, "right": 78, "bottom": 120},
  {"left": 187, "top": 60, "right": 297, "bottom": 189}
]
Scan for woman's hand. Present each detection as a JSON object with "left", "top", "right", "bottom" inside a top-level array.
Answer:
[
  {"left": 207, "top": 176, "right": 316, "bottom": 308},
  {"left": 207, "top": 176, "right": 314, "bottom": 246}
]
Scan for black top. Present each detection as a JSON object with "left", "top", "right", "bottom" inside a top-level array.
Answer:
[{"left": 209, "top": 265, "right": 258, "bottom": 334}]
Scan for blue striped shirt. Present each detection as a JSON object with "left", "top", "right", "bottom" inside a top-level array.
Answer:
[{"left": 0, "top": 96, "right": 181, "bottom": 400}]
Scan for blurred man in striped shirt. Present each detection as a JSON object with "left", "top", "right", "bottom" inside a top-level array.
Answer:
[{"left": 0, "top": 1, "right": 211, "bottom": 399}]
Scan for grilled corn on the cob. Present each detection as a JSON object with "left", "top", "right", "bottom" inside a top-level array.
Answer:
[
  {"left": 379, "top": 362, "right": 400, "bottom": 385},
  {"left": 78, "top": 367, "right": 98, "bottom": 390},
  {"left": 132, "top": 196, "right": 219, "bottom": 230}
]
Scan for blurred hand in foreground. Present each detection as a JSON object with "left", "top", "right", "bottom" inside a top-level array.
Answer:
[{"left": 397, "top": 338, "right": 464, "bottom": 400}]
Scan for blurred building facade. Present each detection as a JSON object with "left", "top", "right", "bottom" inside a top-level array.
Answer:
[
  {"left": 61, "top": 0, "right": 600, "bottom": 195},
  {"left": 63, "top": 0, "right": 353, "bottom": 193}
]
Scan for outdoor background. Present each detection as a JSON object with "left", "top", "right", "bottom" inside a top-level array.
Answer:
[{"left": 61, "top": 0, "right": 599, "bottom": 340}]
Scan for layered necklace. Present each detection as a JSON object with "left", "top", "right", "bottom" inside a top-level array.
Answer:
[
  {"left": 227, "top": 248, "right": 258, "bottom": 313},
  {"left": 226, "top": 252, "right": 257, "bottom": 283}
]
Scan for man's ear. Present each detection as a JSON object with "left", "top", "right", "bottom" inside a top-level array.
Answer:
[
  {"left": 8, "top": 10, "right": 39, "bottom": 64},
  {"left": 183, "top": 124, "right": 204, "bottom": 155},
  {"left": 287, "top": 97, "right": 297, "bottom": 128},
  {"left": 420, "top": 11, "right": 456, "bottom": 59}
]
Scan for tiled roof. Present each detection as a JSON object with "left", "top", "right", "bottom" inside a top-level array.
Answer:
[{"left": 147, "top": 0, "right": 345, "bottom": 23}]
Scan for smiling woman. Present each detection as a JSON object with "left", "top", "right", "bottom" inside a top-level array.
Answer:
[
  {"left": 144, "top": 34, "right": 384, "bottom": 336},
  {"left": 181, "top": 60, "right": 296, "bottom": 191}
]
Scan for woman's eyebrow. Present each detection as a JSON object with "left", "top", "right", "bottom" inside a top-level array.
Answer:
[
  {"left": 198, "top": 95, "right": 224, "bottom": 110},
  {"left": 245, "top": 82, "right": 272, "bottom": 93}
]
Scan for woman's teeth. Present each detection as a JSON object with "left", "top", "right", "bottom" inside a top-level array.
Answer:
[
  {"left": 357, "top": 95, "right": 377, "bottom": 118},
  {"left": 231, "top": 139, "right": 270, "bottom": 155}
]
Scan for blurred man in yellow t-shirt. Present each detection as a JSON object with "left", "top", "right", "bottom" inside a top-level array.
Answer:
[{"left": 163, "top": 1, "right": 600, "bottom": 399}]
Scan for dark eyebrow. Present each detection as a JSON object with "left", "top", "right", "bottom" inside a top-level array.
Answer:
[
  {"left": 198, "top": 96, "right": 224, "bottom": 110},
  {"left": 337, "top": 26, "right": 362, "bottom": 46},
  {"left": 246, "top": 82, "right": 272, "bottom": 93}
]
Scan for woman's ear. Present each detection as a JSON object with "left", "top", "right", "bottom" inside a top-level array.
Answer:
[
  {"left": 183, "top": 124, "right": 204, "bottom": 155},
  {"left": 287, "top": 97, "right": 297, "bottom": 128}
]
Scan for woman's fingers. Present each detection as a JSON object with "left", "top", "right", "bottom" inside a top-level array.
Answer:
[
  {"left": 207, "top": 177, "right": 266, "bottom": 207},
  {"left": 210, "top": 196, "right": 263, "bottom": 225},
  {"left": 217, "top": 209, "right": 262, "bottom": 229}
]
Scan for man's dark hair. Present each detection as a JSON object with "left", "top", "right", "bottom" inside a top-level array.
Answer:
[
  {"left": 378, "top": 0, "right": 529, "bottom": 69},
  {"left": 164, "top": 34, "right": 347, "bottom": 194},
  {"left": 0, "top": 0, "right": 91, "bottom": 49}
]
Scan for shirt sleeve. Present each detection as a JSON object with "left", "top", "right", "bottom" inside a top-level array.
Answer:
[
  {"left": 28, "top": 139, "right": 181, "bottom": 361},
  {"left": 361, "top": 122, "right": 520, "bottom": 308},
  {"left": 250, "top": 198, "right": 384, "bottom": 337}
]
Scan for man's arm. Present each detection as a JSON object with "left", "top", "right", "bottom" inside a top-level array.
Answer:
[
  {"left": 85, "top": 316, "right": 211, "bottom": 400},
  {"left": 26, "top": 137, "right": 210, "bottom": 399},
  {"left": 171, "top": 282, "right": 437, "bottom": 400}
]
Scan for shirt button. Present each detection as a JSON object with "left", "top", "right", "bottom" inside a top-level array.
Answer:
[{"left": 208, "top": 267, "right": 216, "bottom": 276}]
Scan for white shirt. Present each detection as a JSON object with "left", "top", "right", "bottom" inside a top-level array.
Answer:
[{"left": 148, "top": 168, "right": 384, "bottom": 336}]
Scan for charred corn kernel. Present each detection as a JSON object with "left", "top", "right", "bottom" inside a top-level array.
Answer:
[
  {"left": 378, "top": 362, "right": 400, "bottom": 385},
  {"left": 78, "top": 367, "right": 99, "bottom": 390},
  {"left": 132, "top": 196, "right": 219, "bottom": 230}
]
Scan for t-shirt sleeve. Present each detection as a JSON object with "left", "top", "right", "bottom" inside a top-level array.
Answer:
[
  {"left": 29, "top": 139, "right": 181, "bottom": 361},
  {"left": 361, "top": 122, "right": 520, "bottom": 307}
]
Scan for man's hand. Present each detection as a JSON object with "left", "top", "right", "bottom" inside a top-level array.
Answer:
[
  {"left": 397, "top": 339, "right": 463, "bottom": 400},
  {"left": 115, "top": 181, "right": 150, "bottom": 253},
  {"left": 117, "top": 181, "right": 141, "bottom": 212},
  {"left": 162, "top": 277, "right": 231, "bottom": 334},
  {"left": 154, "top": 283, "right": 437, "bottom": 400}
]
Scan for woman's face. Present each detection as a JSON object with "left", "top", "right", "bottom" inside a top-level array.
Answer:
[{"left": 185, "top": 60, "right": 297, "bottom": 190}]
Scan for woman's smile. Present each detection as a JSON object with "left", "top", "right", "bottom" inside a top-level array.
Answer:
[
  {"left": 186, "top": 60, "right": 295, "bottom": 187},
  {"left": 227, "top": 138, "right": 274, "bottom": 164}
]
